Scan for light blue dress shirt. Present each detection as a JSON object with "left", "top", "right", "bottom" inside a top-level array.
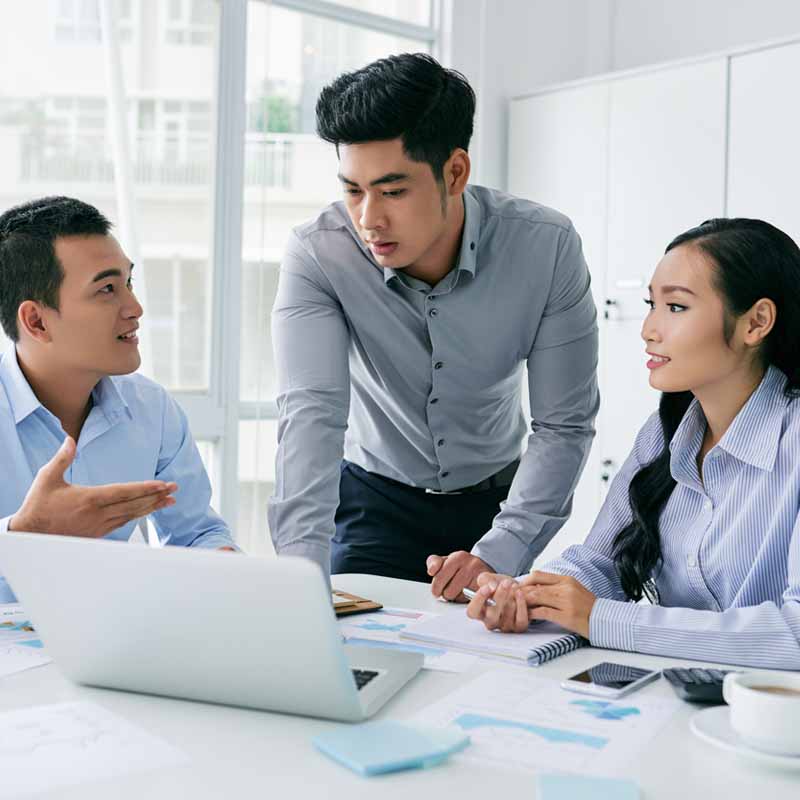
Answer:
[
  {"left": 269, "top": 185, "right": 599, "bottom": 577},
  {"left": 0, "top": 347, "right": 235, "bottom": 603},
  {"left": 543, "top": 366, "right": 800, "bottom": 669}
]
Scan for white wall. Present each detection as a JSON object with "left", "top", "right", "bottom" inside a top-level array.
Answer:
[{"left": 449, "top": 0, "right": 800, "bottom": 192}]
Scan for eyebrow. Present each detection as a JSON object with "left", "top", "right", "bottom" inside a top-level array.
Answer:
[
  {"left": 648, "top": 284, "right": 697, "bottom": 296},
  {"left": 91, "top": 263, "right": 134, "bottom": 283},
  {"left": 337, "top": 172, "right": 410, "bottom": 188}
]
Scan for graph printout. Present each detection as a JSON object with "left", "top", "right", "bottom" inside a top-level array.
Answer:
[
  {"left": 340, "top": 607, "right": 478, "bottom": 673},
  {"left": 412, "top": 669, "right": 677, "bottom": 775},
  {"left": 0, "top": 702, "right": 188, "bottom": 798}
]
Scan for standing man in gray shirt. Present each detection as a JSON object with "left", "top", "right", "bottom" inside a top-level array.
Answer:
[{"left": 269, "top": 53, "right": 599, "bottom": 600}]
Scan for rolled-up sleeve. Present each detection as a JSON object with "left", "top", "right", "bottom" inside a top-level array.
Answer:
[
  {"left": 473, "top": 224, "right": 600, "bottom": 575},
  {"left": 267, "top": 232, "right": 351, "bottom": 577}
]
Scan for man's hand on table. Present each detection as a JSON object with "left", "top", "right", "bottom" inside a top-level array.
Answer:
[
  {"left": 426, "top": 551, "right": 494, "bottom": 601},
  {"left": 8, "top": 436, "right": 178, "bottom": 538}
]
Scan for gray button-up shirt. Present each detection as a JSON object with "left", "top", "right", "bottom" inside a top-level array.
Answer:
[{"left": 269, "top": 184, "right": 599, "bottom": 576}]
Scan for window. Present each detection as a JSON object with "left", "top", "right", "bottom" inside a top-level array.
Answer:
[
  {"left": 52, "top": 0, "right": 133, "bottom": 44},
  {"left": 0, "top": 0, "right": 439, "bottom": 549}
]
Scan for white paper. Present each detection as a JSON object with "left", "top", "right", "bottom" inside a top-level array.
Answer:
[
  {"left": 340, "top": 607, "right": 479, "bottom": 673},
  {"left": 0, "top": 701, "right": 189, "bottom": 798},
  {"left": 412, "top": 669, "right": 678, "bottom": 775},
  {"left": 0, "top": 604, "right": 51, "bottom": 677}
]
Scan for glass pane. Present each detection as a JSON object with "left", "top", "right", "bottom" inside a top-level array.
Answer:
[
  {"left": 240, "top": 2, "right": 431, "bottom": 402},
  {"left": 324, "top": 0, "right": 431, "bottom": 26},
  {"left": 237, "top": 419, "right": 278, "bottom": 555},
  {"left": 0, "top": 3, "right": 219, "bottom": 392}
]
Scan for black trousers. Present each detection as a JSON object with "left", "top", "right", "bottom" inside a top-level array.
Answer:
[{"left": 332, "top": 461, "right": 510, "bottom": 583}]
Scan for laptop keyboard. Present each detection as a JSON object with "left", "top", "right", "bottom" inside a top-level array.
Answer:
[{"left": 352, "top": 669, "right": 379, "bottom": 691}]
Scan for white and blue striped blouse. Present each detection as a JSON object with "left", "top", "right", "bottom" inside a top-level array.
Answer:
[{"left": 542, "top": 365, "right": 800, "bottom": 669}]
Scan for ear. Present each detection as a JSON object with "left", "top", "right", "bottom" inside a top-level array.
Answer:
[
  {"left": 443, "top": 148, "right": 471, "bottom": 196},
  {"left": 741, "top": 297, "right": 776, "bottom": 347},
  {"left": 17, "top": 301, "right": 54, "bottom": 344}
]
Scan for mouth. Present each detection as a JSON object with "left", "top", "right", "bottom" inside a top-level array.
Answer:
[
  {"left": 646, "top": 352, "right": 670, "bottom": 370},
  {"left": 117, "top": 328, "right": 139, "bottom": 345},
  {"left": 366, "top": 240, "right": 398, "bottom": 257}
]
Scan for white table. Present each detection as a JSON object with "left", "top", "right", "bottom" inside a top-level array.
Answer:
[{"left": 1, "top": 574, "right": 797, "bottom": 798}]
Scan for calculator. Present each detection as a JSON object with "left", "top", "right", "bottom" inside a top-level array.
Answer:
[{"left": 662, "top": 667, "right": 737, "bottom": 703}]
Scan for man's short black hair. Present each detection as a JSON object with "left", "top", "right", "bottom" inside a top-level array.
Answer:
[
  {"left": 315, "top": 52, "right": 476, "bottom": 180},
  {"left": 0, "top": 196, "right": 111, "bottom": 341}
]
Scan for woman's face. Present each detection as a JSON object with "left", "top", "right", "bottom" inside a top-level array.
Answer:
[{"left": 641, "top": 244, "right": 753, "bottom": 394}]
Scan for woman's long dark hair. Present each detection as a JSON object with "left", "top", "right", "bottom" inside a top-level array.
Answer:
[{"left": 612, "top": 218, "right": 800, "bottom": 601}]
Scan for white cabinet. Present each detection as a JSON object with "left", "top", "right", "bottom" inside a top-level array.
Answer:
[
  {"left": 728, "top": 42, "right": 800, "bottom": 244},
  {"left": 509, "top": 58, "right": 728, "bottom": 564},
  {"left": 603, "top": 59, "right": 727, "bottom": 468}
]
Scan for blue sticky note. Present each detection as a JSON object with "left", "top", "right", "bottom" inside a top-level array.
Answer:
[
  {"left": 313, "top": 721, "right": 470, "bottom": 776},
  {"left": 536, "top": 774, "right": 639, "bottom": 800}
]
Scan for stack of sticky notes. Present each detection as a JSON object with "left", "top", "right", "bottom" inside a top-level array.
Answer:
[
  {"left": 536, "top": 774, "right": 640, "bottom": 799},
  {"left": 313, "top": 721, "right": 469, "bottom": 776}
]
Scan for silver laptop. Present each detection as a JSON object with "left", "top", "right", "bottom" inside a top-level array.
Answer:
[{"left": 0, "top": 533, "right": 422, "bottom": 721}]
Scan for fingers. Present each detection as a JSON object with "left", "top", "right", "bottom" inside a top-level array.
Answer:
[
  {"left": 426, "top": 554, "right": 444, "bottom": 577},
  {"left": 97, "top": 481, "right": 178, "bottom": 509},
  {"left": 527, "top": 570, "right": 563, "bottom": 586},
  {"left": 430, "top": 552, "right": 464, "bottom": 599},
  {"left": 522, "top": 584, "right": 562, "bottom": 609},
  {"left": 482, "top": 578, "right": 517, "bottom": 631},
  {"left": 100, "top": 494, "right": 176, "bottom": 533},
  {"left": 466, "top": 583, "right": 494, "bottom": 621},
  {"left": 38, "top": 436, "right": 76, "bottom": 483},
  {"left": 514, "top": 585, "right": 529, "bottom": 632}
]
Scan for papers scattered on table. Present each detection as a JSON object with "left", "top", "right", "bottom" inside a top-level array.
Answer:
[
  {"left": 412, "top": 669, "right": 677, "bottom": 776},
  {"left": 340, "top": 607, "right": 479, "bottom": 673},
  {"left": 0, "top": 701, "right": 189, "bottom": 798},
  {"left": 0, "top": 604, "right": 51, "bottom": 678}
]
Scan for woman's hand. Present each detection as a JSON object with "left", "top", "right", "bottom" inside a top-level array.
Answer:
[
  {"left": 466, "top": 573, "right": 530, "bottom": 633},
  {"left": 521, "top": 571, "right": 597, "bottom": 638}
]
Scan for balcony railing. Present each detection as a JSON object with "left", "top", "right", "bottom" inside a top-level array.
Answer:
[{"left": 19, "top": 133, "right": 294, "bottom": 188}]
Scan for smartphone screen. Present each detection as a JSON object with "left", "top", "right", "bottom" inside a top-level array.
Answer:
[{"left": 567, "top": 662, "right": 654, "bottom": 690}]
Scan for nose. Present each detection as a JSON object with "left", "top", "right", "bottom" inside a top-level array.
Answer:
[
  {"left": 359, "top": 193, "right": 385, "bottom": 233},
  {"left": 123, "top": 287, "right": 144, "bottom": 321},
  {"left": 641, "top": 311, "right": 661, "bottom": 345}
]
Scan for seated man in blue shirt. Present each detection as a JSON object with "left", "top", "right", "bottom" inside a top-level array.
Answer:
[{"left": 0, "top": 196, "right": 236, "bottom": 602}]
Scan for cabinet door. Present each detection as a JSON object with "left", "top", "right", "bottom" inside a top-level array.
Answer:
[
  {"left": 602, "top": 59, "right": 728, "bottom": 463},
  {"left": 728, "top": 42, "right": 800, "bottom": 244},
  {"left": 509, "top": 84, "right": 610, "bottom": 563}
]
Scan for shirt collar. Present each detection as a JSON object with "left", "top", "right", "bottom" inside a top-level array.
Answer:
[
  {"left": 0, "top": 346, "right": 130, "bottom": 426},
  {"left": 670, "top": 365, "right": 789, "bottom": 474},
  {"left": 381, "top": 185, "right": 483, "bottom": 285}
]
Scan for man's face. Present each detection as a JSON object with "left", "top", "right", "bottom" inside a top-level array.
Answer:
[
  {"left": 338, "top": 138, "right": 450, "bottom": 270},
  {"left": 40, "top": 234, "right": 142, "bottom": 376}
]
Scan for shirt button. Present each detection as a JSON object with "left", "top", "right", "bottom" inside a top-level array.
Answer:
[
  {"left": 441, "top": 471, "right": 450, "bottom": 478},
  {"left": 429, "top": 308, "right": 438, "bottom": 317},
  {"left": 429, "top": 397, "right": 439, "bottom": 404},
  {"left": 469, "top": 242, "right": 475, "bottom": 251},
  {"left": 687, "top": 555, "right": 697, "bottom": 567},
  {"left": 703, "top": 499, "right": 712, "bottom": 511},
  {"left": 437, "top": 438, "right": 445, "bottom": 446},
  {"left": 434, "top": 361, "right": 444, "bottom": 370}
]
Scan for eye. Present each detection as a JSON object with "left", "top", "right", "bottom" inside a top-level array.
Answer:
[
  {"left": 99, "top": 283, "right": 115, "bottom": 295},
  {"left": 643, "top": 298, "right": 654, "bottom": 310},
  {"left": 126, "top": 276, "right": 134, "bottom": 289},
  {"left": 344, "top": 188, "right": 362, "bottom": 196},
  {"left": 668, "top": 303, "right": 687, "bottom": 313},
  {"left": 383, "top": 189, "right": 406, "bottom": 198}
]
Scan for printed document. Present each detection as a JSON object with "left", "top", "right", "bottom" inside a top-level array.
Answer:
[{"left": 412, "top": 669, "right": 677, "bottom": 775}]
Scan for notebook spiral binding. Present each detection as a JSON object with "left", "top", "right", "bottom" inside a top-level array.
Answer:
[{"left": 530, "top": 634, "right": 588, "bottom": 664}]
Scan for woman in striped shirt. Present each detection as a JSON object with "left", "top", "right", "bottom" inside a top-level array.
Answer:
[{"left": 467, "top": 218, "right": 800, "bottom": 669}]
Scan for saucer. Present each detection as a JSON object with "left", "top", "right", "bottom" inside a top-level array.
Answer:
[{"left": 690, "top": 706, "right": 800, "bottom": 769}]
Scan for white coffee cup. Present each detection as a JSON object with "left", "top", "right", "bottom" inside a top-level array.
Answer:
[{"left": 722, "top": 671, "right": 800, "bottom": 755}]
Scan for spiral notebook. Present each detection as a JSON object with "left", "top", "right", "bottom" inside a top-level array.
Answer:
[{"left": 399, "top": 614, "right": 586, "bottom": 665}]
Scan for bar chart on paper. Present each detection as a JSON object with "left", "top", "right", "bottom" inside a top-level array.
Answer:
[
  {"left": 413, "top": 670, "right": 677, "bottom": 775},
  {"left": 0, "top": 604, "right": 51, "bottom": 678}
]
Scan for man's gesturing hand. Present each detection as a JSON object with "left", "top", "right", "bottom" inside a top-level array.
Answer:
[
  {"left": 426, "top": 550, "right": 493, "bottom": 601},
  {"left": 8, "top": 436, "right": 177, "bottom": 538}
]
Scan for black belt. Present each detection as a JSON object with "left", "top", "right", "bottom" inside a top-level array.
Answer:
[{"left": 424, "top": 459, "right": 520, "bottom": 496}]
